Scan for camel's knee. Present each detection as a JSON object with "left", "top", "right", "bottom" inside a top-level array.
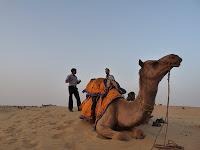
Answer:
[
  {"left": 95, "top": 123, "right": 111, "bottom": 138},
  {"left": 113, "top": 131, "right": 132, "bottom": 141},
  {"left": 95, "top": 123, "right": 103, "bottom": 134},
  {"left": 131, "top": 128, "right": 145, "bottom": 139}
]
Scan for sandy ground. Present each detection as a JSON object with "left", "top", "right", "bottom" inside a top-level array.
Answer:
[{"left": 0, "top": 105, "right": 200, "bottom": 150}]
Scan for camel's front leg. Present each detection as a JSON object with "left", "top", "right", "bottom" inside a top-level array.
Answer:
[
  {"left": 96, "top": 122, "right": 132, "bottom": 141},
  {"left": 96, "top": 104, "right": 132, "bottom": 141},
  {"left": 129, "top": 128, "right": 145, "bottom": 139}
]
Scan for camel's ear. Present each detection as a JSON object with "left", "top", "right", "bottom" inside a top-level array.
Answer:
[{"left": 139, "top": 59, "right": 144, "bottom": 68}]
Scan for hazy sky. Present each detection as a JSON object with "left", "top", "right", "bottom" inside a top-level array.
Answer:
[{"left": 0, "top": 1, "right": 200, "bottom": 107}]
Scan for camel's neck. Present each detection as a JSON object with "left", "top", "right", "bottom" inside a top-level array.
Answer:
[{"left": 136, "top": 77, "right": 160, "bottom": 107}]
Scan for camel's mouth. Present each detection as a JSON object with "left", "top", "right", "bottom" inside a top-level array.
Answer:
[
  {"left": 172, "top": 62, "right": 180, "bottom": 67},
  {"left": 159, "top": 54, "right": 182, "bottom": 68},
  {"left": 172, "top": 58, "right": 182, "bottom": 67}
]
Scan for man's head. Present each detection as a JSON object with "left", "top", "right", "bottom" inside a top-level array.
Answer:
[
  {"left": 71, "top": 68, "right": 77, "bottom": 75},
  {"left": 105, "top": 68, "right": 110, "bottom": 75}
]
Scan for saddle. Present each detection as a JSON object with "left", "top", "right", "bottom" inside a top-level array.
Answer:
[{"left": 80, "top": 78, "right": 122, "bottom": 123}]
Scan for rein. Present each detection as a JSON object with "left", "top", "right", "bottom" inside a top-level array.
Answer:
[{"left": 150, "top": 71, "right": 184, "bottom": 150}]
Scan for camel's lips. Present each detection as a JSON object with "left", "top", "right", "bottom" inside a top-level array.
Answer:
[{"left": 172, "top": 58, "right": 182, "bottom": 67}]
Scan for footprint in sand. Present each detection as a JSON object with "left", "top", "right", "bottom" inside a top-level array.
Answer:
[
  {"left": 49, "top": 122, "right": 57, "bottom": 125},
  {"left": 6, "top": 126, "right": 16, "bottom": 134},
  {"left": 14, "top": 120, "right": 21, "bottom": 124},
  {"left": 22, "top": 139, "right": 39, "bottom": 149},
  {"left": 55, "top": 124, "right": 69, "bottom": 130},
  {"left": 64, "top": 142, "right": 75, "bottom": 149},
  {"left": 52, "top": 132, "right": 65, "bottom": 139},
  {"left": 7, "top": 138, "right": 17, "bottom": 144},
  {"left": 64, "top": 120, "right": 75, "bottom": 125},
  {"left": 32, "top": 130, "right": 37, "bottom": 135},
  {"left": 45, "top": 110, "right": 50, "bottom": 113},
  {"left": 61, "top": 114, "right": 66, "bottom": 117},
  {"left": 51, "top": 120, "right": 75, "bottom": 130}
]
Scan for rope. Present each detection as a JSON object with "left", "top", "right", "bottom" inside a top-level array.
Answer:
[
  {"left": 150, "top": 71, "right": 184, "bottom": 150},
  {"left": 154, "top": 140, "right": 184, "bottom": 150},
  {"left": 164, "top": 71, "right": 170, "bottom": 145},
  {"left": 150, "top": 117, "right": 166, "bottom": 150}
]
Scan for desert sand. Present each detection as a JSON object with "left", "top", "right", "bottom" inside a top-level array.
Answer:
[{"left": 0, "top": 105, "right": 200, "bottom": 150}]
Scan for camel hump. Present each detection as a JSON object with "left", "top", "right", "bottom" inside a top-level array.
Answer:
[{"left": 83, "top": 78, "right": 106, "bottom": 95}]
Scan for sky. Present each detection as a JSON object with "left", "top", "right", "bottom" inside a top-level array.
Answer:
[{"left": 0, "top": 0, "right": 200, "bottom": 107}]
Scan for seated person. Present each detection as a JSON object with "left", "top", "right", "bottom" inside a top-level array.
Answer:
[{"left": 105, "top": 68, "right": 126, "bottom": 94}]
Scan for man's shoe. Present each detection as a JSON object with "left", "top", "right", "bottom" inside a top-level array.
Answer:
[
  {"left": 156, "top": 118, "right": 166, "bottom": 124},
  {"left": 78, "top": 106, "right": 82, "bottom": 111},
  {"left": 69, "top": 109, "right": 73, "bottom": 112},
  {"left": 152, "top": 121, "right": 161, "bottom": 127}
]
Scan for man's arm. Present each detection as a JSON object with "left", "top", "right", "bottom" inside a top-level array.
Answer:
[
  {"left": 65, "top": 75, "right": 70, "bottom": 83},
  {"left": 77, "top": 79, "right": 81, "bottom": 84},
  {"left": 110, "top": 75, "right": 115, "bottom": 81}
]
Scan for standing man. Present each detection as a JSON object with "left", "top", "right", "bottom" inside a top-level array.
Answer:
[{"left": 65, "top": 68, "right": 81, "bottom": 112}]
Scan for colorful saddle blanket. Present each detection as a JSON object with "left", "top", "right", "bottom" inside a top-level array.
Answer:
[{"left": 80, "top": 78, "right": 122, "bottom": 123}]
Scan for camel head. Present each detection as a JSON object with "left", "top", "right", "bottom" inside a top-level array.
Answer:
[{"left": 139, "top": 54, "right": 182, "bottom": 82}]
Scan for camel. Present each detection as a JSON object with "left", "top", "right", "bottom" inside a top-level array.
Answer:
[{"left": 95, "top": 54, "right": 182, "bottom": 140}]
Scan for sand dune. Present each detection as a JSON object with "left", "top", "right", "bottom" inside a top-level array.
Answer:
[{"left": 0, "top": 105, "right": 200, "bottom": 150}]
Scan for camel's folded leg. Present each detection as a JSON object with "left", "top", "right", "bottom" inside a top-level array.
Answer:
[
  {"left": 96, "top": 123, "right": 131, "bottom": 141},
  {"left": 129, "top": 128, "right": 145, "bottom": 139},
  {"left": 95, "top": 101, "right": 131, "bottom": 141}
]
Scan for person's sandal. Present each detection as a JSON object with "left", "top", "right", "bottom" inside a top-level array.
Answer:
[
  {"left": 156, "top": 118, "right": 166, "bottom": 123},
  {"left": 152, "top": 121, "right": 161, "bottom": 127}
]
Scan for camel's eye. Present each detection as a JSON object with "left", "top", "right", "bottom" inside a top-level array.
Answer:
[{"left": 152, "top": 61, "right": 159, "bottom": 68}]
